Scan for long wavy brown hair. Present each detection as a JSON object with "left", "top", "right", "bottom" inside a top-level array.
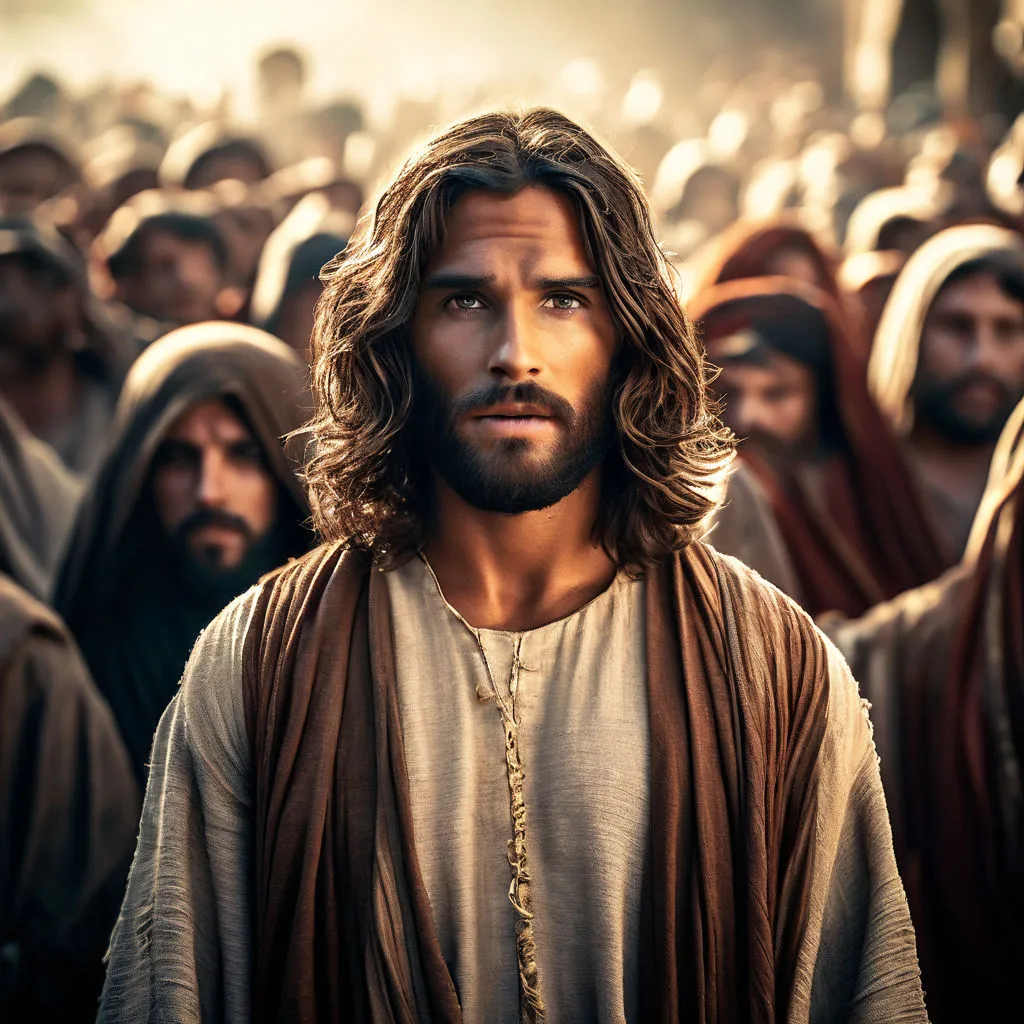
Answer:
[{"left": 306, "top": 107, "right": 734, "bottom": 568}]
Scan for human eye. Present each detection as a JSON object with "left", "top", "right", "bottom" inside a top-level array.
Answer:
[
  {"left": 445, "top": 293, "right": 485, "bottom": 312},
  {"left": 995, "top": 318, "right": 1024, "bottom": 343},
  {"left": 228, "top": 439, "right": 265, "bottom": 466},
  {"left": 542, "top": 293, "right": 583, "bottom": 312},
  {"left": 153, "top": 440, "right": 199, "bottom": 470}
]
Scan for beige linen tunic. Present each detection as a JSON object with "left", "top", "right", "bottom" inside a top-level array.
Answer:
[{"left": 99, "top": 554, "right": 928, "bottom": 1023}]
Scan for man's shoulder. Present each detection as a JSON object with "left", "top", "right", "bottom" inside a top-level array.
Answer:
[
  {"left": 255, "top": 540, "right": 369, "bottom": 601},
  {"left": 690, "top": 540, "right": 814, "bottom": 634},
  {"left": 684, "top": 541, "right": 853, "bottom": 701}
]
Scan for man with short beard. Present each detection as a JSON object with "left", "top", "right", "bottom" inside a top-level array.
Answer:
[
  {"left": 691, "top": 278, "right": 949, "bottom": 618},
  {"left": 53, "top": 322, "right": 311, "bottom": 780},
  {"left": 100, "top": 110, "right": 927, "bottom": 1023},
  {"left": 870, "top": 223, "right": 1024, "bottom": 558}
]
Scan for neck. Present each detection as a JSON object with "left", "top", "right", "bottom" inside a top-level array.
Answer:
[
  {"left": 0, "top": 354, "right": 82, "bottom": 440},
  {"left": 907, "top": 420, "right": 996, "bottom": 486},
  {"left": 421, "top": 468, "right": 618, "bottom": 631}
]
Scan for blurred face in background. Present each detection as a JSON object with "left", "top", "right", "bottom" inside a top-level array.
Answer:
[
  {"left": 0, "top": 254, "right": 85, "bottom": 423},
  {"left": 913, "top": 271, "right": 1024, "bottom": 444},
  {"left": 116, "top": 225, "right": 224, "bottom": 324},
  {"left": 0, "top": 147, "right": 76, "bottom": 214},
  {"left": 707, "top": 342, "right": 819, "bottom": 462},
  {"left": 150, "top": 398, "right": 278, "bottom": 572}
]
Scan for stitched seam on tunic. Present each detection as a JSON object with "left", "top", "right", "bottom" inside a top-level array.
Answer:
[
  {"left": 415, "top": 552, "right": 547, "bottom": 1020},
  {"left": 474, "top": 632, "right": 546, "bottom": 1024}
]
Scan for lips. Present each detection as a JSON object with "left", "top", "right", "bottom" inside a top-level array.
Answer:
[
  {"left": 469, "top": 402, "right": 559, "bottom": 438},
  {"left": 472, "top": 402, "right": 555, "bottom": 420}
]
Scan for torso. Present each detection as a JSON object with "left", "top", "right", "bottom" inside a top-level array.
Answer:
[{"left": 385, "top": 554, "right": 650, "bottom": 1023}]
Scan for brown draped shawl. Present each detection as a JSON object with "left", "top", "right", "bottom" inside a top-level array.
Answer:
[
  {"left": 831, "top": 397, "right": 1024, "bottom": 1022},
  {"left": 0, "top": 572, "right": 140, "bottom": 1021},
  {"left": 690, "top": 277, "right": 951, "bottom": 618},
  {"left": 240, "top": 537, "right": 869, "bottom": 1022}
]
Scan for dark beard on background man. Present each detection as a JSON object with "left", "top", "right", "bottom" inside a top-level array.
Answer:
[
  {"left": 164, "top": 513, "right": 288, "bottom": 606},
  {"left": 410, "top": 364, "right": 613, "bottom": 514},
  {"left": 911, "top": 371, "right": 1020, "bottom": 445}
]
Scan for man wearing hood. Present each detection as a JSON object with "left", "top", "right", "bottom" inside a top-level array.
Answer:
[
  {"left": 828, "top": 398, "right": 1024, "bottom": 1022},
  {"left": 54, "top": 322, "right": 312, "bottom": 779},
  {"left": 691, "top": 277, "right": 950, "bottom": 617},
  {"left": 870, "top": 223, "right": 1024, "bottom": 558},
  {"left": 0, "top": 216, "right": 132, "bottom": 477}
]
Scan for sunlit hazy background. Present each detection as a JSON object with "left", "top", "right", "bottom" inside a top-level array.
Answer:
[{"left": 2, "top": 0, "right": 1022, "bottom": 271}]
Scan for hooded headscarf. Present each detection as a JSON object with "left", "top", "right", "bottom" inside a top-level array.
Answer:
[
  {"left": 158, "top": 123, "right": 272, "bottom": 190},
  {"left": 829, "top": 397, "right": 1024, "bottom": 1022},
  {"left": 690, "top": 218, "right": 844, "bottom": 307},
  {"left": 869, "top": 223, "right": 1024, "bottom": 434},
  {"left": 690, "top": 276, "right": 951, "bottom": 616},
  {"left": 53, "top": 322, "right": 312, "bottom": 777},
  {"left": 249, "top": 193, "right": 351, "bottom": 340},
  {"left": 690, "top": 217, "right": 872, "bottom": 358}
]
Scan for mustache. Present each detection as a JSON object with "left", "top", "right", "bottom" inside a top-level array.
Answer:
[
  {"left": 449, "top": 381, "right": 577, "bottom": 424},
  {"left": 929, "top": 370, "right": 1014, "bottom": 401},
  {"left": 173, "top": 507, "right": 254, "bottom": 544}
]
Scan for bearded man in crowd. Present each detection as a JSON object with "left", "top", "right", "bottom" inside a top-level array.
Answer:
[
  {"left": 870, "top": 223, "right": 1024, "bottom": 557},
  {"left": 691, "top": 277, "right": 949, "bottom": 617},
  {"left": 53, "top": 322, "right": 311, "bottom": 779},
  {"left": 99, "top": 109, "right": 927, "bottom": 1023}
]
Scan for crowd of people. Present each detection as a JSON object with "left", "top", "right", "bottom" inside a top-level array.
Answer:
[{"left": 1, "top": 37, "right": 1022, "bottom": 1023}]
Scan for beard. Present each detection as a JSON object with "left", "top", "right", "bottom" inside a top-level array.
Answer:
[
  {"left": 911, "top": 370, "right": 1021, "bottom": 445},
  {"left": 410, "top": 364, "right": 614, "bottom": 515}
]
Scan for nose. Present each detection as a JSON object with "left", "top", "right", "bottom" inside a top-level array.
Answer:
[
  {"left": 488, "top": 300, "right": 543, "bottom": 381},
  {"left": 175, "top": 251, "right": 206, "bottom": 292},
  {"left": 196, "top": 449, "right": 229, "bottom": 507},
  {"left": 967, "top": 321, "right": 1000, "bottom": 374},
  {"left": 731, "top": 393, "right": 773, "bottom": 439}
]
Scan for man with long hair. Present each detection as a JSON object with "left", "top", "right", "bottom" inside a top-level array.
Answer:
[{"left": 100, "top": 109, "right": 927, "bottom": 1023}]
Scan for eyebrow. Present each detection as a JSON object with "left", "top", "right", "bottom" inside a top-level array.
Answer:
[
  {"left": 422, "top": 271, "right": 602, "bottom": 291},
  {"left": 533, "top": 274, "right": 602, "bottom": 290},
  {"left": 422, "top": 272, "right": 494, "bottom": 290}
]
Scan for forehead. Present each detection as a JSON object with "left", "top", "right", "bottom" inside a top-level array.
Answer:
[
  {"left": 429, "top": 186, "right": 593, "bottom": 273},
  {"left": 931, "top": 270, "right": 1024, "bottom": 317},
  {"left": 140, "top": 225, "right": 213, "bottom": 258},
  {"left": 711, "top": 346, "right": 816, "bottom": 385},
  {"left": 163, "top": 397, "right": 253, "bottom": 440}
]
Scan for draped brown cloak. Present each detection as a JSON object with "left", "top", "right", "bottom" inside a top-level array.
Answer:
[
  {"left": 239, "top": 538, "right": 924, "bottom": 1022},
  {"left": 830, "top": 397, "right": 1024, "bottom": 1023},
  {"left": 690, "top": 277, "right": 951, "bottom": 618},
  {"left": 0, "top": 572, "right": 140, "bottom": 1021}
]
